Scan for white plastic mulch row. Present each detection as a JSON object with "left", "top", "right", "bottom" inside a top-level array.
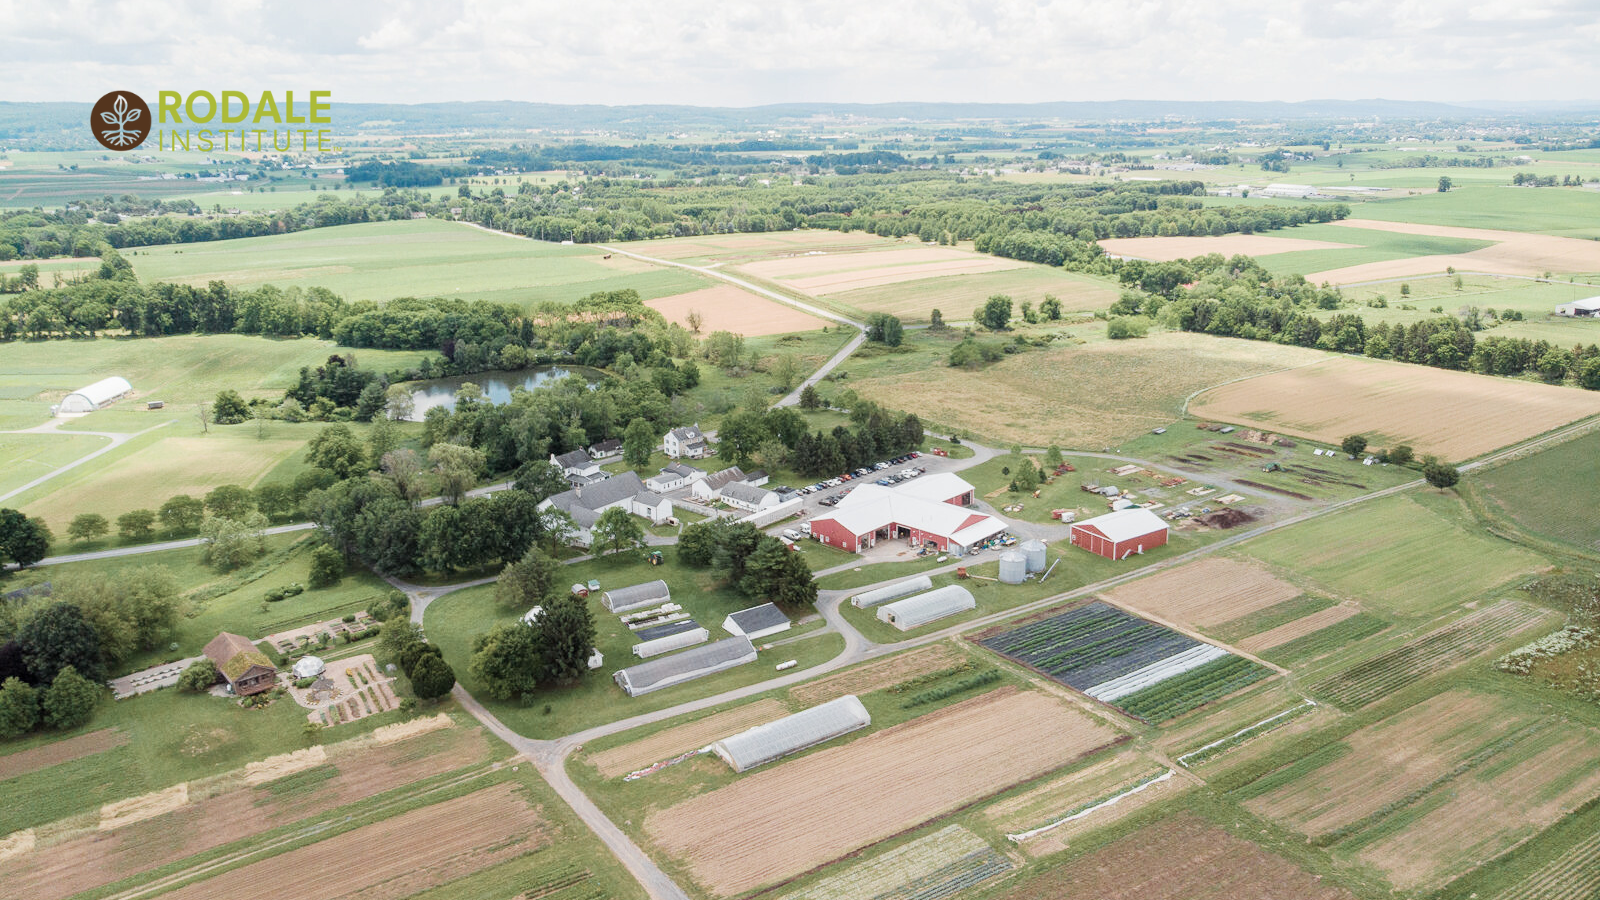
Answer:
[{"left": 1084, "top": 643, "right": 1230, "bottom": 702}]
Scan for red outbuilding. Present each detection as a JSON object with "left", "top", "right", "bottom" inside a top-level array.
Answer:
[{"left": 1069, "top": 508, "right": 1169, "bottom": 560}]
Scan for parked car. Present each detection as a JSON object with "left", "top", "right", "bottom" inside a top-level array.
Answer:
[
  {"left": 874, "top": 461, "right": 890, "bottom": 470},
  {"left": 781, "top": 529, "right": 803, "bottom": 541},
  {"left": 855, "top": 468, "right": 871, "bottom": 477},
  {"left": 800, "top": 522, "right": 812, "bottom": 535}
]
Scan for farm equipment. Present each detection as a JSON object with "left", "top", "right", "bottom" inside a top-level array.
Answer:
[
  {"left": 956, "top": 567, "right": 998, "bottom": 582},
  {"left": 646, "top": 550, "right": 664, "bottom": 566},
  {"left": 1263, "top": 462, "right": 1282, "bottom": 473},
  {"left": 1055, "top": 463, "right": 1076, "bottom": 473},
  {"left": 931, "top": 447, "right": 949, "bottom": 457}
]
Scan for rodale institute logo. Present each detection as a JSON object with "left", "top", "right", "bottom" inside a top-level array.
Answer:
[{"left": 91, "top": 91, "right": 151, "bottom": 150}]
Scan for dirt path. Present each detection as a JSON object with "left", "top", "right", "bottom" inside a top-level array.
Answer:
[{"left": 0, "top": 419, "right": 169, "bottom": 504}]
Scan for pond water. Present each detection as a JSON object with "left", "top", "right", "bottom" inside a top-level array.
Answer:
[{"left": 403, "top": 366, "right": 601, "bottom": 420}]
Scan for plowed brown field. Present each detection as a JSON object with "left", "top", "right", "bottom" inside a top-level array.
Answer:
[
  {"left": 646, "top": 687, "right": 1120, "bottom": 896},
  {"left": 646, "top": 285, "right": 829, "bottom": 336},
  {"left": 1104, "top": 558, "right": 1301, "bottom": 629}
]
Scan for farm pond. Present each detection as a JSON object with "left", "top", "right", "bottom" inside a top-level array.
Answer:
[{"left": 402, "top": 366, "right": 604, "bottom": 419}]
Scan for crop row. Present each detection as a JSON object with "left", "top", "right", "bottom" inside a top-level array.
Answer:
[
  {"left": 1493, "top": 823, "right": 1600, "bottom": 900},
  {"left": 1116, "top": 656, "right": 1272, "bottom": 722},
  {"left": 1311, "top": 602, "right": 1547, "bottom": 708},
  {"left": 982, "top": 603, "right": 1136, "bottom": 655},
  {"left": 900, "top": 670, "right": 1003, "bottom": 709},
  {"left": 1262, "top": 613, "right": 1389, "bottom": 667},
  {"left": 875, "top": 848, "right": 1012, "bottom": 900},
  {"left": 981, "top": 602, "right": 1197, "bottom": 690}
]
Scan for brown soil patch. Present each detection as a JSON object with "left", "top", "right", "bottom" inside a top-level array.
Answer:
[
  {"left": 646, "top": 285, "right": 828, "bottom": 336},
  {"left": 646, "top": 687, "right": 1121, "bottom": 897},
  {"left": 1238, "top": 605, "right": 1361, "bottom": 652},
  {"left": 0, "top": 829, "right": 34, "bottom": 863},
  {"left": 1099, "top": 234, "right": 1358, "bottom": 261},
  {"left": 0, "top": 728, "right": 127, "bottom": 781},
  {"left": 991, "top": 812, "right": 1357, "bottom": 900},
  {"left": 1190, "top": 355, "right": 1600, "bottom": 461},
  {"left": 588, "top": 699, "right": 789, "bottom": 778},
  {"left": 156, "top": 782, "right": 548, "bottom": 900},
  {"left": 1104, "top": 558, "right": 1301, "bottom": 629},
  {"left": 1308, "top": 218, "right": 1600, "bottom": 283},
  {"left": 790, "top": 644, "right": 966, "bottom": 705},
  {"left": 99, "top": 783, "right": 189, "bottom": 831}
]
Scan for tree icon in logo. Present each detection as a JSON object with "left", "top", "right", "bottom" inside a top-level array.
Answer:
[{"left": 90, "top": 91, "right": 151, "bottom": 151}]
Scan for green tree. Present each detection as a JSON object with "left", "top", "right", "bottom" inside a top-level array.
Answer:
[
  {"left": 929, "top": 308, "right": 945, "bottom": 329},
  {"left": 42, "top": 665, "right": 99, "bottom": 729},
  {"left": 1388, "top": 444, "right": 1415, "bottom": 466},
  {"left": 1039, "top": 295, "right": 1062, "bottom": 320},
  {"left": 1423, "top": 458, "right": 1461, "bottom": 490},
  {"left": 1538, "top": 348, "right": 1574, "bottom": 383},
  {"left": 716, "top": 410, "right": 770, "bottom": 467},
  {"left": 307, "top": 424, "right": 368, "bottom": 479},
  {"left": 1579, "top": 357, "right": 1600, "bottom": 391},
  {"left": 116, "top": 508, "right": 157, "bottom": 542},
  {"left": 200, "top": 513, "right": 268, "bottom": 571},
  {"left": 974, "top": 294, "right": 1013, "bottom": 331},
  {"left": 1438, "top": 175, "right": 1453, "bottom": 192},
  {"left": 496, "top": 546, "right": 561, "bottom": 609},
  {"left": 1043, "top": 445, "right": 1064, "bottom": 470},
  {"left": 1106, "top": 316, "right": 1150, "bottom": 339},
  {"left": 212, "top": 389, "right": 250, "bottom": 425},
  {"left": 354, "top": 380, "right": 388, "bottom": 422},
  {"left": 177, "top": 658, "right": 219, "bottom": 692},
  {"left": 0, "top": 677, "right": 40, "bottom": 738},
  {"left": 1340, "top": 434, "right": 1369, "bottom": 457},
  {"left": 0, "top": 508, "right": 52, "bottom": 568},
  {"left": 469, "top": 622, "right": 541, "bottom": 701},
  {"left": 18, "top": 603, "right": 104, "bottom": 684},
  {"left": 308, "top": 545, "right": 345, "bottom": 588},
  {"left": 159, "top": 495, "right": 205, "bottom": 534},
  {"left": 409, "top": 653, "right": 456, "bottom": 701},
  {"left": 590, "top": 507, "right": 645, "bottom": 556},
  {"left": 798, "top": 384, "right": 821, "bottom": 409},
  {"left": 622, "top": 417, "right": 656, "bottom": 469},
  {"left": 738, "top": 537, "right": 818, "bottom": 608},
  {"left": 204, "top": 484, "right": 256, "bottom": 520},
  {"left": 66, "top": 513, "right": 109, "bottom": 544},
  {"left": 384, "top": 384, "right": 415, "bottom": 422},
  {"left": 367, "top": 414, "right": 400, "bottom": 461},
  {"left": 535, "top": 593, "right": 597, "bottom": 682},
  {"left": 1011, "top": 459, "right": 1040, "bottom": 492},
  {"left": 429, "top": 442, "right": 485, "bottom": 505},
  {"left": 771, "top": 352, "right": 802, "bottom": 391},
  {"left": 253, "top": 483, "right": 296, "bottom": 521}
]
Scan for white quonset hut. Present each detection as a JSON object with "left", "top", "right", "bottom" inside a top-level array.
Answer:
[
  {"left": 710, "top": 695, "right": 871, "bottom": 772},
  {"left": 613, "top": 636, "right": 757, "bottom": 697},
  {"left": 58, "top": 376, "right": 132, "bottom": 414},
  {"left": 632, "top": 620, "right": 710, "bottom": 658},
  {"left": 876, "top": 585, "right": 977, "bottom": 631},
  {"left": 851, "top": 574, "right": 934, "bottom": 609},
  {"left": 722, "top": 603, "right": 791, "bottom": 640},
  {"left": 603, "top": 580, "right": 672, "bottom": 613}
]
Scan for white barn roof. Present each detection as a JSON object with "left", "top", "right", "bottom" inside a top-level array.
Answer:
[
  {"left": 59, "top": 376, "right": 131, "bottom": 413},
  {"left": 876, "top": 585, "right": 977, "bottom": 631},
  {"left": 1073, "top": 508, "right": 1168, "bottom": 542},
  {"left": 711, "top": 695, "right": 871, "bottom": 772},
  {"left": 613, "top": 636, "right": 756, "bottom": 696},
  {"left": 893, "top": 472, "right": 972, "bottom": 503},
  {"left": 817, "top": 484, "right": 1005, "bottom": 548}
]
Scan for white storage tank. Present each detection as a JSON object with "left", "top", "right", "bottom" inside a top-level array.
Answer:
[
  {"left": 1021, "top": 539, "right": 1048, "bottom": 573},
  {"left": 998, "top": 551, "right": 1027, "bottom": 584}
]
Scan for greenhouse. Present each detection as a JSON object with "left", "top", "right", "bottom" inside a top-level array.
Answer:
[
  {"left": 876, "top": 585, "right": 976, "bottom": 631},
  {"left": 711, "top": 695, "right": 872, "bottom": 772},
  {"left": 851, "top": 574, "right": 934, "bottom": 609},
  {"left": 602, "top": 579, "right": 672, "bottom": 613},
  {"left": 633, "top": 621, "right": 710, "bottom": 658},
  {"left": 614, "top": 636, "right": 757, "bottom": 696}
]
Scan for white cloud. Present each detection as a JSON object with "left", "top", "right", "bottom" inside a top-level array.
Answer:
[{"left": 1, "top": 0, "right": 1596, "bottom": 106}]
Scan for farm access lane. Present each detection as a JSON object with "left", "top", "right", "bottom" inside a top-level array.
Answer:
[{"left": 0, "top": 418, "right": 172, "bottom": 504}]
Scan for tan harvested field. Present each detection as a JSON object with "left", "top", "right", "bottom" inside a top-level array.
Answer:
[
  {"left": 1190, "top": 355, "right": 1600, "bottom": 460},
  {"left": 587, "top": 699, "right": 790, "bottom": 778},
  {"left": 156, "top": 783, "right": 547, "bottom": 900},
  {"left": 646, "top": 285, "right": 829, "bottom": 337},
  {"left": 646, "top": 687, "right": 1121, "bottom": 896},
  {"left": 786, "top": 257, "right": 1027, "bottom": 294},
  {"left": 992, "top": 812, "right": 1357, "bottom": 900},
  {"left": 0, "top": 724, "right": 492, "bottom": 900},
  {"left": 1104, "top": 558, "right": 1301, "bottom": 629},
  {"left": 853, "top": 332, "right": 1331, "bottom": 448},
  {"left": 0, "top": 728, "right": 126, "bottom": 780},
  {"left": 1100, "top": 234, "right": 1358, "bottom": 261},
  {"left": 1309, "top": 218, "right": 1600, "bottom": 283},
  {"left": 826, "top": 266, "right": 1118, "bottom": 323},
  {"left": 614, "top": 231, "right": 890, "bottom": 262},
  {"left": 99, "top": 783, "right": 189, "bottom": 830},
  {"left": 243, "top": 747, "right": 327, "bottom": 786},
  {"left": 1238, "top": 604, "right": 1362, "bottom": 652},
  {"left": 740, "top": 246, "right": 1010, "bottom": 280},
  {"left": 790, "top": 643, "right": 967, "bottom": 705},
  {"left": 983, "top": 750, "right": 1183, "bottom": 856}
]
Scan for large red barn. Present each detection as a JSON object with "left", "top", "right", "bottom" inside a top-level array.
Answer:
[
  {"left": 1069, "top": 508, "right": 1169, "bottom": 560},
  {"left": 808, "top": 475, "right": 1004, "bottom": 554}
]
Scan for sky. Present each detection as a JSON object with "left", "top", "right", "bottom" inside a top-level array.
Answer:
[{"left": 4, "top": 0, "right": 1600, "bottom": 107}]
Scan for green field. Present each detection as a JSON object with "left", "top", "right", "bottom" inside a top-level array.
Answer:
[
  {"left": 1239, "top": 492, "right": 1548, "bottom": 619},
  {"left": 423, "top": 552, "right": 845, "bottom": 738},
  {"left": 1475, "top": 428, "right": 1600, "bottom": 551},
  {"left": 0, "top": 431, "right": 107, "bottom": 496},
  {"left": 128, "top": 219, "right": 709, "bottom": 306},
  {"left": 1326, "top": 275, "right": 1600, "bottom": 345},
  {"left": 1251, "top": 223, "right": 1494, "bottom": 278}
]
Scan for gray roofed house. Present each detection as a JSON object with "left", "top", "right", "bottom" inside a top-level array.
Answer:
[
  {"left": 690, "top": 466, "right": 746, "bottom": 501},
  {"left": 664, "top": 425, "right": 710, "bottom": 459},
  {"left": 743, "top": 470, "right": 770, "bottom": 487},
  {"left": 723, "top": 602, "right": 791, "bottom": 640},
  {"left": 720, "top": 481, "right": 779, "bottom": 512},
  {"left": 645, "top": 462, "right": 707, "bottom": 493},
  {"left": 1556, "top": 297, "right": 1600, "bottom": 317},
  {"left": 614, "top": 636, "right": 757, "bottom": 696},
  {"left": 602, "top": 579, "right": 672, "bottom": 612},
  {"left": 551, "top": 448, "right": 601, "bottom": 482},
  {"left": 588, "top": 438, "right": 624, "bottom": 459},
  {"left": 539, "top": 471, "right": 674, "bottom": 545}
]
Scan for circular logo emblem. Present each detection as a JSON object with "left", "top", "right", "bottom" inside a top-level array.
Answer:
[{"left": 91, "top": 91, "right": 151, "bottom": 151}]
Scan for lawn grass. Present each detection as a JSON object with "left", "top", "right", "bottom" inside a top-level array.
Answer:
[
  {"left": 0, "top": 431, "right": 108, "bottom": 496},
  {"left": 423, "top": 553, "right": 846, "bottom": 738},
  {"left": 129, "top": 219, "right": 709, "bottom": 307},
  {"left": 1238, "top": 492, "right": 1549, "bottom": 620},
  {"left": 1346, "top": 184, "right": 1600, "bottom": 239},
  {"left": 1474, "top": 427, "right": 1600, "bottom": 551}
]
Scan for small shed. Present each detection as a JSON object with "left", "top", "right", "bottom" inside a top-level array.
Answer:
[
  {"left": 722, "top": 603, "right": 791, "bottom": 640},
  {"left": 710, "top": 695, "right": 871, "bottom": 772},
  {"left": 876, "top": 586, "right": 977, "bottom": 631},
  {"left": 203, "top": 632, "right": 276, "bottom": 696},
  {"left": 603, "top": 579, "right": 671, "bottom": 613}
]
